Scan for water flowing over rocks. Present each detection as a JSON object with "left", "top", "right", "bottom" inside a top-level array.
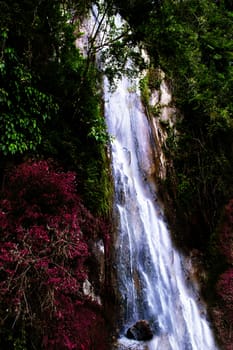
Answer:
[
  {"left": 77, "top": 5, "right": 219, "bottom": 349},
  {"left": 126, "top": 320, "right": 153, "bottom": 341},
  {"left": 104, "top": 63, "right": 218, "bottom": 349}
]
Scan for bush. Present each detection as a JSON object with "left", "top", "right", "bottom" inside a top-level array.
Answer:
[
  {"left": 0, "top": 160, "right": 109, "bottom": 349},
  {"left": 218, "top": 200, "right": 233, "bottom": 264},
  {"left": 217, "top": 268, "right": 233, "bottom": 321},
  {"left": 213, "top": 199, "right": 233, "bottom": 348}
]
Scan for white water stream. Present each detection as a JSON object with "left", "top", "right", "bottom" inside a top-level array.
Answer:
[
  {"left": 104, "top": 75, "right": 218, "bottom": 349},
  {"left": 77, "top": 6, "right": 218, "bottom": 349}
]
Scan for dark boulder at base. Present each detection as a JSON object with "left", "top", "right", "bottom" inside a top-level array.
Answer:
[{"left": 126, "top": 320, "right": 153, "bottom": 341}]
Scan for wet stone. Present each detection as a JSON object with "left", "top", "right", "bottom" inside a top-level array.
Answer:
[{"left": 126, "top": 320, "right": 153, "bottom": 341}]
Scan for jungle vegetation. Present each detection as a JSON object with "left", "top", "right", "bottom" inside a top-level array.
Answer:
[
  {"left": 0, "top": 0, "right": 113, "bottom": 349},
  {"left": 1, "top": 0, "right": 233, "bottom": 348}
]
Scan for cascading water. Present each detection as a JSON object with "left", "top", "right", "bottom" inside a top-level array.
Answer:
[
  {"left": 104, "top": 67, "right": 218, "bottom": 350},
  {"left": 77, "top": 6, "right": 219, "bottom": 349}
]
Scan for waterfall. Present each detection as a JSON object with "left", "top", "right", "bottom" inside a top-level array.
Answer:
[
  {"left": 77, "top": 6, "right": 219, "bottom": 349},
  {"left": 104, "top": 69, "right": 218, "bottom": 350}
]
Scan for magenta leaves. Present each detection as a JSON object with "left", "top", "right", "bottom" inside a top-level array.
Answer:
[
  {"left": 218, "top": 199, "right": 233, "bottom": 263},
  {"left": 217, "top": 268, "right": 233, "bottom": 320},
  {"left": 0, "top": 160, "right": 109, "bottom": 349},
  {"left": 214, "top": 199, "right": 233, "bottom": 347}
]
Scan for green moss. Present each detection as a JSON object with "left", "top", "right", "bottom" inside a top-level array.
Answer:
[
  {"left": 139, "top": 75, "right": 150, "bottom": 107},
  {"left": 139, "top": 66, "right": 163, "bottom": 120}
]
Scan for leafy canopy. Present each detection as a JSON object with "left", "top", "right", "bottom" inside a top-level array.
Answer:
[{"left": 0, "top": 30, "right": 58, "bottom": 155}]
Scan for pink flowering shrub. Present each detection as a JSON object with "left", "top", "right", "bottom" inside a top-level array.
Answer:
[
  {"left": 214, "top": 268, "right": 233, "bottom": 349},
  {"left": 214, "top": 199, "right": 233, "bottom": 348},
  {"left": 43, "top": 301, "right": 109, "bottom": 350},
  {"left": 217, "top": 268, "right": 233, "bottom": 321},
  {"left": 218, "top": 199, "right": 233, "bottom": 263},
  {"left": 0, "top": 160, "right": 109, "bottom": 349}
]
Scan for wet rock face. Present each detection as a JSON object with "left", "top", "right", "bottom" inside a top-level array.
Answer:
[{"left": 126, "top": 320, "right": 153, "bottom": 341}]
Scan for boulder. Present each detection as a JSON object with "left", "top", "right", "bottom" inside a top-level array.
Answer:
[{"left": 126, "top": 320, "right": 153, "bottom": 341}]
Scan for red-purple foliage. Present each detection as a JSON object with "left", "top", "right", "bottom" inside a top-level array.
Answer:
[
  {"left": 217, "top": 268, "right": 233, "bottom": 321},
  {"left": 43, "top": 301, "right": 109, "bottom": 350},
  {"left": 218, "top": 199, "right": 233, "bottom": 263},
  {"left": 0, "top": 160, "right": 109, "bottom": 349},
  {"left": 214, "top": 199, "right": 233, "bottom": 347}
]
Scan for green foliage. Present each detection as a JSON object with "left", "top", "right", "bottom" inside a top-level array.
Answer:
[
  {"left": 139, "top": 66, "right": 162, "bottom": 116},
  {"left": 13, "top": 328, "right": 27, "bottom": 350},
  {"left": 139, "top": 75, "right": 150, "bottom": 107},
  {"left": 88, "top": 111, "right": 110, "bottom": 144},
  {"left": 0, "top": 0, "right": 113, "bottom": 215},
  {"left": 3, "top": 325, "right": 27, "bottom": 350},
  {"left": 87, "top": 1, "right": 147, "bottom": 86},
  {"left": 112, "top": 0, "right": 154, "bottom": 26},
  {"left": 40, "top": 55, "right": 112, "bottom": 215},
  {"left": 0, "top": 30, "right": 57, "bottom": 155}
]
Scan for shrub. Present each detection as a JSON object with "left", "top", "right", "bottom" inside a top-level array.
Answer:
[
  {"left": 0, "top": 160, "right": 109, "bottom": 349},
  {"left": 217, "top": 268, "right": 233, "bottom": 321},
  {"left": 214, "top": 199, "right": 233, "bottom": 347},
  {"left": 218, "top": 199, "right": 233, "bottom": 263}
]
